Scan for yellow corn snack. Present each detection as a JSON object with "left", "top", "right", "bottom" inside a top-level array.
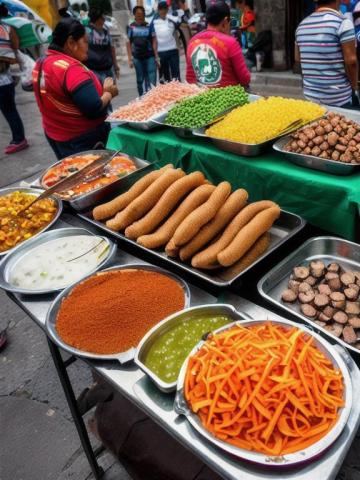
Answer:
[{"left": 206, "top": 97, "right": 326, "bottom": 144}]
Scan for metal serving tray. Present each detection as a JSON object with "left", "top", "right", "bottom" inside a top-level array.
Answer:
[
  {"left": 273, "top": 136, "right": 360, "bottom": 176},
  {"left": 0, "top": 186, "right": 62, "bottom": 257},
  {"left": 0, "top": 227, "right": 116, "bottom": 295},
  {"left": 175, "top": 318, "right": 353, "bottom": 468},
  {"left": 153, "top": 95, "right": 261, "bottom": 139},
  {"left": 46, "top": 263, "right": 191, "bottom": 363},
  {"left": 135, "top": 304, "right": 250, "bottom": 393},
  {"left": 78, "top": 207, "right": 305, "bottom": 288},
  {"left": 258, "top": 236, "right": 360, "bottom": 355},
  {"left": 39, "top": 150, "right": 151, "bottom": 211},
  {"left": 107, "top": 109, "right": 169, "bottom": 131}
]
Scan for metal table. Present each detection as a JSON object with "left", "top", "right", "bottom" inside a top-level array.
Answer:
[{"left": 6, "top": 214, "right": 360, "bottom": 480}]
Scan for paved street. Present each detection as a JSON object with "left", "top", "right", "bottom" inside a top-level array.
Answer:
[{"left": 0, "top": 64, "right": 359, "bottom": 480}]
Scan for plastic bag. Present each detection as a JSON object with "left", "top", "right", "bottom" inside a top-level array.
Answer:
[{"left": 12, "top": 50, "right": 35, "bottom": 91}]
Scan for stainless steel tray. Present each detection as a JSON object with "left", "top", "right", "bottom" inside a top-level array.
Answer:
[
  {"left": 78, "top": 207, "right": 305, "bottom": 288},
  {"left": 46, "top": 263, "right": 191, "bottom": 363},
  {"left": 0, "top": 227, "right": 116, "bottom": 295},
  {"left": 258, "top": 236, "right": 360, "bottom": 355},
  {"left": 273, "top": 136, "right": 360, "bottom": 176},
  {"left": 175, "top": 318, "right": 353, "bottom": 468},
  {"left": 107, "top": 109, "right": 169, "bottom": 131},
  {"left": 135, "top": 304, "right": 250, "bottom": 393},
  {"left": 153, "top": 94, "right": 261, "bottom": 139},
  {"left": 192, "top": 128, "right": 280, "bottom": 157},
  {"left": 0, "top": 187, "right": 62, "bottom": 257},
  {"left": 39, "top": 150, "right": 151, "bottom": 211}
]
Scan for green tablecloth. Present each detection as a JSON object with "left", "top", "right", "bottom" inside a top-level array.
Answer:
[{"left": 107, "top": 126, "right": 360, "bottom": 240}]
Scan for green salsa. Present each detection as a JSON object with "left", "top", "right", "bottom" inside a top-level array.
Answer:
[{"left": 144, "top": 314, "right": 231, "bottom": 383}]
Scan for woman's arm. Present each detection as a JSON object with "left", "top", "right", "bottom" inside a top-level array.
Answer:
[
  {"left": 152, "top": 37, "right": 160, "bottom": 66},
  {"left": 126, "top": 40, "right": 133, "bottom": 68},
  {"left": 229, "top": 40, "right": 251, "bottom": 87},
  {"left": 71, "top": 80, "right": 112, "bottom": 118}
]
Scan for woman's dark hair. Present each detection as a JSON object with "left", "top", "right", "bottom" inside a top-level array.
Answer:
[
  {"left": 133, "top": 5, "right": 145, "bottom": 15},
  {"left": 0, "top": 3, "right": 9, "bottom": 18},
  {"left": 50, "top": 18, "right": 86, "bottom": 49},
  {"left": 89, "top": 7, "right": 103, "bottom": 23}
]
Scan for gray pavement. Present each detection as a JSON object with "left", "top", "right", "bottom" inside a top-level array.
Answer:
[{"left": 0, "top": 63, "right": 358, "bottom": 480}]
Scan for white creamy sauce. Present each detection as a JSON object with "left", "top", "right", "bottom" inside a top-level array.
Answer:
[{"left": 9, "top": 235, "right": 108, "bottom": 290}]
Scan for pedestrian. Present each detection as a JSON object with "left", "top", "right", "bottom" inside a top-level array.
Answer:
[
  {"left": 236, "top": 0, "right": 255, "bottom": 50},
  {"left": 152, "top": 1, "right": 181, "bottom": 82},
  {"left": 127, "top": 6, "right": 159, "bottom": 96},
  {"left": 32, "top": 18, "right": 118, "bottom": 159},
  {"left": 85, "top": 8, "right": 120, "bottom": 85},
  {"left": 295, "top": 0, "right": 359, "bottom": 108},
  {"left": 0, "top": 3, "right": 28, "bottom": 154},
  {"left": 186, "top": 0, "right": 250, "bottom": 88}
]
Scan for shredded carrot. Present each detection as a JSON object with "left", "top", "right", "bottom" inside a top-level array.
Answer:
[{"left": 184, "top": 323, "right": 344, "bottom": 456}]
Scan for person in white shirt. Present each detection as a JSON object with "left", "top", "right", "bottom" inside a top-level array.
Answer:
[{"left": 152, "top": 1, "right": 181, "bottom": 81}]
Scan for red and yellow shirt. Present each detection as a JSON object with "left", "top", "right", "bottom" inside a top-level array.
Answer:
[{"left": 33, "top": 50, "right": 105, "bottom": 142}]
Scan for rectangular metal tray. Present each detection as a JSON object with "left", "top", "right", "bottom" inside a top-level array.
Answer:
[
  {"left": 258, "top": 236, "right": 360, "bottom": 355},
  {"left": 107, "top": 109, "right": 169, "bottom": 131},
  {"left": 273, "top": 136, "right": 360, "bottom": 176},
  {"left": 77, "top": 172, "right": 305, "bottom": 287},
  {"left": 153, "top": 94, "right": 261, "bottom": 140},
  {"left": 39, "top": 150, "right": 151, "bottom": 212},
  {"left": 192, "top": 127, "right": 279, "bottom": 157}
]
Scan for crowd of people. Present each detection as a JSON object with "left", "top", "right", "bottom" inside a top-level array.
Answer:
[{"left": 2, "top": 0, "right": 360, "bottom": 157}]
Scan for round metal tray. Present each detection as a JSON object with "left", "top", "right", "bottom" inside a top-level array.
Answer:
[
  {"left": 46, "top": 264, "right": 191, "bottom": 363},
  {"left": 39, "top": 150, "right": 114, "bottom": 193},
  {"left": 0, "top": 187, "right": 62, "bottom": 257},
  {"left": 0, "top": 227, "right": 116, "bottom": 295},
  {"left": 175, "top": 318, "right": 352, "bottom": 468}
]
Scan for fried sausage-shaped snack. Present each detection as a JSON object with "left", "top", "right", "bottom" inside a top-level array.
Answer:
[
  {"left": 179, "top": 189, "right": 248, "bottom": 262},
  {"left": 124, "top": 172, "right": 206, "bottom": 240},
  {"left": 191, "top": 200, "right": 276, "bottom": 269},
  {"left": 219, "top": 233, "right": 271, "bottom": 280},
  {"left": 171, "top": 181, "right": 231, "bottom": 248},
  {"left": 217, "top": 206, "right": 280, "bottom": 267},
  {"left": 93, "top": 165, "right": 173, "bottom": 221},
  {"left": 137, "top": 184, "right": 215, "bottom": 249},
  {"left": 165, "top": 238, "right": 179, "bottom": 258},
  {"left": 106, "top": 169, "right": 185, "bottom": 231}
]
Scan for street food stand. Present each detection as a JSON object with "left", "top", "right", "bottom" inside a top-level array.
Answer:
[{"left": 2, "top": 88, "right": 360, "bottom": 479}]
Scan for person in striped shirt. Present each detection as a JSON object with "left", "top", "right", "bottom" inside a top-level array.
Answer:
[{"left": 295, "top": 0, "right": 359, "bottom": 108}]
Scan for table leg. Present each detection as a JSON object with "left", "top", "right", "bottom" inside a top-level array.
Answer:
[{"left": 47, "top": 338, "right": 104, "bottom": 479}]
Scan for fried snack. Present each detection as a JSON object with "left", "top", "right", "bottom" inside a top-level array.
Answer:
[
  {"left": 137, "top": 184, "right": 216, "bottom": 249},
  {"left": 93, "top": 165, "right": 173, "bottom": 221},
  {"left": 191, "top": 200, "right": 276, "bottom": 269},
  {"left": 165, "top": 238, "right": 179, "bottom": 257},
  {"left": 171, "top": 181, "right": 232, "bottom": 248},
  {"left": 179, "top": 189, "right": 248, "bottom": 261},
  {"left": 124, "top": 172, "right": 206, "bottom": 240},
  {"left": 219, "top": 233, "right": 271, "bottom": 280},
  {"left": 106, "top": 169, "right": 185, "bottom": 231},
  {"left": 217, "top": 206, "right": 280, "bottom": 267}
]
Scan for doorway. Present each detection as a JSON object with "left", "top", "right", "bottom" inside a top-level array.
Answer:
[{"left": 285, "top": 0, "right": 315, "bottom": 68}]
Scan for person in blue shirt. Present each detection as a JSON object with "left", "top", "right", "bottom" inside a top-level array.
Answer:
[{"left": 126, "top": 5, "right": 160, "bottom": 96}]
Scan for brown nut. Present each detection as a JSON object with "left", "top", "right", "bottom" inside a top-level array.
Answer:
[
  {"left": 325, "top": 323, "right": 343, "bottom": 337},
  {"left": 311, "top": 146, "right": 321, "bottom": 156},
  {"left": 342, "top": 325, "right": 357, "bottom": 344},
  {"left": 299, "top": 282, "right": 312, "bottom": 293},
  {"left": 323, "top": 306, "right": 335, "bottom": 319},
  {"left": 293, "top": 266, "right": 309, "bottom": 280},
  {"left": 300, "top": 303, "right": 317, "bottom": 318},
  {"left": 327, "top": 132, "right": 339, "bottom": 146},
  {"left": 333, "top": 311, "right": 348, "bottom": 325},
  {"left": 319, "top": 141, "right": 329, "bottom": 151},
  {"left": 313, "top": 136, "right": 324, "bottom": 146},
  {"left": 298, "top": 291, "right": 315, "bottom": 304},
  {"left": 288, "top": 279, "right": 300, "bottom": 294},
  {"left": 318, "top": 284, "right": 332, "bottom": 296},
  {"left": 335, "top": 144, "right": 347, "bottom": 152},
  {"left": 340, "top": 272, "right": 356, "bottom": 286},
  {"left": 315, "top": 126, "right": 325, "bottom": 136},
  {"left": 345, "top": 301, "right": 360, "bottom": 315}
]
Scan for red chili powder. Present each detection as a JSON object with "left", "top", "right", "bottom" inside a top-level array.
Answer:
[{"left": 56, "top": 269, "right": 185, "bottom": 354}]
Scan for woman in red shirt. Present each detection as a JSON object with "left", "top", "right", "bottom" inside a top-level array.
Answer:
[
  {"left": 186, "top": 0, "right": 250, "bottom": 87},
  {"left": 33, "top": 18, "right": 118, "bottom": 159}
]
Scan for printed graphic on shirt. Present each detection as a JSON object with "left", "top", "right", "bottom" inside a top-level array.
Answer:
[{"left": 191, "top": 44, "right": 222, "bottom": 85}]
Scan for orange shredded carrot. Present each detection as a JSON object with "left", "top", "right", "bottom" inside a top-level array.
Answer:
[{"left": 184, "top": 323, "right": 344, "bottom": 456}]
